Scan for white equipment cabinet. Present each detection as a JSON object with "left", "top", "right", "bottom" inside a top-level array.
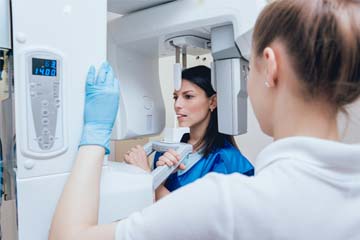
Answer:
[{"left": 0, "top": 0, "right": 266, "bottom": 239}]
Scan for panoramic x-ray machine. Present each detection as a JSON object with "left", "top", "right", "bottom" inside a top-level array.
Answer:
[{"left": 0, "top": 0, "right": 266, "bottom": 239}]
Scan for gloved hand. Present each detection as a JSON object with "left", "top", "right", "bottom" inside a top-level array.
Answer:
[{"left": 79, "top": 62, "right": 119, "bottom": 154}]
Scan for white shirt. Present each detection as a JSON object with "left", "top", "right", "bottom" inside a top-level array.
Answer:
[{"left": 116, "top": 137, "right": 360, "bottom": 240}]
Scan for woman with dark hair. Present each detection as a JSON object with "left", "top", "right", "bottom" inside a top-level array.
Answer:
[{"left": 124, "top": 65, "right": 254, "bottom": 200}]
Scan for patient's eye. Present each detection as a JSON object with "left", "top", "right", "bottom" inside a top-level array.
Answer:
[{"left": 184, "top": 94, "right": 194, "bottom": 100}]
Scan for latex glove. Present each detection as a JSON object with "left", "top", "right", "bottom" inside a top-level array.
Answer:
[
  {"left": 123, "top": 145, "right": 151, "bottom": 172},
  {"left": 79, "top": 62, "right": 119, "bottom": 154}
]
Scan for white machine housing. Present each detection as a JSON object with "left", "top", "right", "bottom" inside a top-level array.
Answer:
[
  {"left": 0, "top": 0, "right": 11, "bottom": 49},
  {"left": 109, "top": 0, "right": 265, "bottom": 139}
]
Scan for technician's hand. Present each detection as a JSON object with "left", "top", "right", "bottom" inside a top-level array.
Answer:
[
  {"left": 124, "top": 145, "right": 151, "bottom": 172},
  {"left": 156, "top": 149, "right": 186, "bottom": 170},
  {"left": 79, "top": 62, "right": 119, "bottom": 154}
]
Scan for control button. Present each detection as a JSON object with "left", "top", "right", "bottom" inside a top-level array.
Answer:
[
  {"left": 41, "top": 118, "right": 49, "bottom": 125},
  {"left": 143, "top": 96, "right": 153, "bottom": 110},
  {"left": 42, "top": 109, "right": 49, "bottom": 116},
  {"left": 38, "top": 136, "right": 43, "bottom": 143},
  {"left": 30, "top": 92, "right": 36, "bottom": 97},
  {"left": 144, "top": 102, "right": 152, "bottom": 110},
  {"left": 41, "top": 100, "right": 49, "bottom": 107},
  {"left": 49, "top": 135, "right": 54, "bottom": 142},
  {"left": 37, "top": 83, "right": 42, "bottom": 87},
  {"left": 56, "top": 104, "right": 61, "bottom": 109},
  {"left": 43, "top": 144, "right": 50, "bottom": 150},
  {"left": 55, "top": 98, "right": 61, "bottom": 104},
  {"left": 42, "top": 128, "right": 50, "bottom": 135},
  {"left": 30, "top": 82, "right": 36, "bottom": 88},
  {"left": 24, "top": 160, "right": 35, "bottom": 170}
]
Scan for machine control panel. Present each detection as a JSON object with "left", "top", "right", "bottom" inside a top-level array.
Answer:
[{"left": 26, "top": 51, "right": 64, "bottom": 154}]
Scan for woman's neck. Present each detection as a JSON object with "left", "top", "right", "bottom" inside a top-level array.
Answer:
[
  {"left": 188, "top": 114, "right": 211, "bottom": 151},
  {"left": 272, "top": 96, "right": 339, "bottom": 141}
]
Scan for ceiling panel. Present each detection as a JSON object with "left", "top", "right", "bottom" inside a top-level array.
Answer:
[{"left": 108, "top": 0, "right": 176, "bottom": 14}]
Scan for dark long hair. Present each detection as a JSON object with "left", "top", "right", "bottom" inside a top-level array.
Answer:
[{"left": 180, "top": 65, "right": 238, "bottom": 157}]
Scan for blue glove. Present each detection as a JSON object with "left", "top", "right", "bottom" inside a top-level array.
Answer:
[{"left": 79, "top": 62, "right": 119, "bottom": 154}]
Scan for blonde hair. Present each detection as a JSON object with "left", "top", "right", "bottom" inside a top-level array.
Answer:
[{"left": 253, "top": 0, "right": 360, "bottom": 110}]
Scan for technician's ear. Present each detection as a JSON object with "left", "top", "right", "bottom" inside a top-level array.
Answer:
[
  {"left": 209, "top": 94, "right": 217, "bottom": 112},
  {"left": 263, "top": 47, "right": 278, "bottom": 88}
]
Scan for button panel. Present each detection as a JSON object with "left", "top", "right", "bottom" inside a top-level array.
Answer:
[
  {"left": 27, "top": 52, "right": 63, "bottom": 152},
  {"left": 30, "top": 75, "right": 59, "bottom": 150}
]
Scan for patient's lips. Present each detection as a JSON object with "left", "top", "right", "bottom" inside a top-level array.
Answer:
[{"left": 176, "top": 113, "right": 188, "bottom": 121}]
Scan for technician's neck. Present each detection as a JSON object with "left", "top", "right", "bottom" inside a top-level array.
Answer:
[{"left": 272, "top": 100, "right": 339, "bottom": 141}]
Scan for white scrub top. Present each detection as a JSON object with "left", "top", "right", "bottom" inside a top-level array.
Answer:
[{"left": 116, "top": 137, "right": 360, "bottom": 240}]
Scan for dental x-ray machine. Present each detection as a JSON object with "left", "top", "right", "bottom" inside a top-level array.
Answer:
[{"left": 0, "top": 0, "right": 266, "bottom": 239}]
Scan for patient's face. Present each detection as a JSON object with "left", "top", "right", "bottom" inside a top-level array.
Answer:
[{"left": 173, "top": 79, "right": 212, "bottom": 129}]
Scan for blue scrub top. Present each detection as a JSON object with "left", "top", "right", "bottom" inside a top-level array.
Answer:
[{"left": 154, "top": 141, "right": 254, "bottom": 192}]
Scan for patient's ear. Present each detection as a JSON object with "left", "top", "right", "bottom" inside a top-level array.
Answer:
[
  {"left": 209, "top": 94, "right": 217, "bottom": 111},
  {"left": 263, "top": 47, "right": 278, "bottom": 88}
]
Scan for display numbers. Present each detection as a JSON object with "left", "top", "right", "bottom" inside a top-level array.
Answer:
[{"left": 32, "top": 58, "right": 57, "bottom": 77}]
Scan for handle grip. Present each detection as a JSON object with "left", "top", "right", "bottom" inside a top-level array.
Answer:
[{"left": 144, "top": 141, "right": 192, "bottom": 190}]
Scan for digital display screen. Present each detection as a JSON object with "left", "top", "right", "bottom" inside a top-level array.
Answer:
[{"left": 32, "top": 58, "right": 57, "bottom": 77}]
